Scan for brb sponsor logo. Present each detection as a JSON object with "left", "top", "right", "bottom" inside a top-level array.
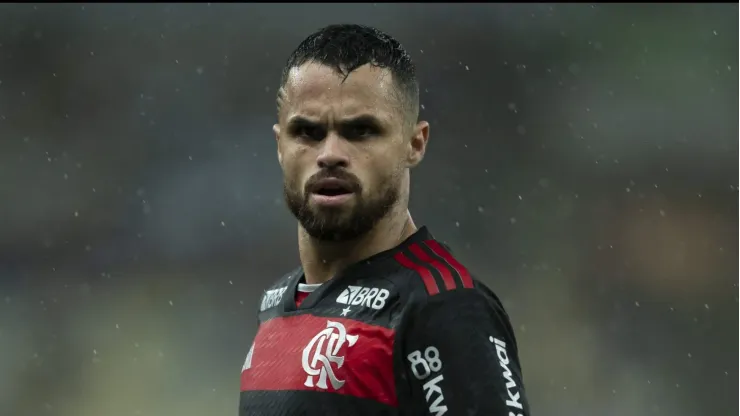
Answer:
[
  {"left": 260, "top": 287, "right": 287, "bottom": 311},
  {"left": 336, "top": 285, "right": 389, "bottom": 310},
  {"left": 302, "top": 321, "right": 358, "bottom": 390}
]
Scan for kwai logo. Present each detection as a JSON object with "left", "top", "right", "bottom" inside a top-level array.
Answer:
[
  {"left": 491, "top": 336, "right": 525, "bottom": 416},
  {"left": 302, "top": 321, "right": 358, "bottom": 390},
  {"left": 336, "top": 285, "right": 389, "bottom": 310}
]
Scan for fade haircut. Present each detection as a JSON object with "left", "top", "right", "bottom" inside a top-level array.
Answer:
[{"left": 277, "top": 24, "right": 420, "bottom": 125}]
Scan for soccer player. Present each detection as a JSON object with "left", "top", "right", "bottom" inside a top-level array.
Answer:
[{"left": 239, "top": 24, "right": 530, "bottom": 416}]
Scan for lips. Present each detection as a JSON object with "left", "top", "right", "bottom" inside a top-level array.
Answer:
[{"left": 310, "top": 178, "right": 354, "bottom": 197}]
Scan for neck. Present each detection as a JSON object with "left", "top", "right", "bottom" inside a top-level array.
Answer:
[{"left": 298, "top": 209, "right": 417, "bottom": 285}]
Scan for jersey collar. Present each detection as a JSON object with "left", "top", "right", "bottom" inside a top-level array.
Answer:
[{"left": 282, "top": 226, "right": 432, "bottom": 312}]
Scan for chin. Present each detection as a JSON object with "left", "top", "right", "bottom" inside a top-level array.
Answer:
[
  {"left": 305, "top": 224, "right": 364, "bottom": 242},
  {"left": 308, "top": 207, "right": 353, "bottom": 225}
]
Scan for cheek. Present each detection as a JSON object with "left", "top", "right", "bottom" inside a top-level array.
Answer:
[
  {"left": 363, "top": 158, "right": 402, "bottom": 192},
  {"left": 283, "top": 148, "right": 315, "bottom": 188}
]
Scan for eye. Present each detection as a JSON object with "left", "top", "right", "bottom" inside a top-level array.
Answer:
[
  {"left": 294, "top": 125, "right": 325, "bottom": 141},
  {"left": 342, "top": 124, "right": 378, "bottom": 140}
]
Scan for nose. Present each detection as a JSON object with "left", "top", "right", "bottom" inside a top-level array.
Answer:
[{"left": 316, "top": 133, "right": 349, "bottom": 169}]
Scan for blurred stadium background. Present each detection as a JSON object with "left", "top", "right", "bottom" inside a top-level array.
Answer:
[{"left": 0, "top": 3, "right": 737, "bottom": 416}]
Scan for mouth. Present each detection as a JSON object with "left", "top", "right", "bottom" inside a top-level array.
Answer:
[{"left": 309, "top": 178, "right": 355, "bottom": 206}]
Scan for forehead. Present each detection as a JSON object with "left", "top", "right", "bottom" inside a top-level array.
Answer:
[{"left": 282, "top": 62, "right": 400, "bottom": 122}]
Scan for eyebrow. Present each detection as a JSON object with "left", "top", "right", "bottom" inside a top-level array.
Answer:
[
  {"left": 286, "top": 114, "right": 383, "bottom": 128},
  {"left": 340, "top": 115, "right": 383, "bottom": 128},
  {"left": 286, "top": 116, "right": 317, "bottom": 129}
]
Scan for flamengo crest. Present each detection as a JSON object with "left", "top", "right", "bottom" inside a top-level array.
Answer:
[{"left": 302, "top": 321, "right": 358, "bottom": 390}]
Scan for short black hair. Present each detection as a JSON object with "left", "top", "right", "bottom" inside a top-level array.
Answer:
[{"left": 278, "top": 24, "right": 419, "bottom": 122}]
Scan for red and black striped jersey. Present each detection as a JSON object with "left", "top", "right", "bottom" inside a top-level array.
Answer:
[{"left": 239, "top": 227, "right": 529, "bottom": 416}]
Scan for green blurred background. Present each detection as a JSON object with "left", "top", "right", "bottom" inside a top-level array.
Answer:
[{"left": 0, "top": 3, "right": 737, "bottom": 416}]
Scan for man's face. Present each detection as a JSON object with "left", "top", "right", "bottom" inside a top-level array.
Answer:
[{"left": 275, "top": 63, "right": 423, "bottom": 242}]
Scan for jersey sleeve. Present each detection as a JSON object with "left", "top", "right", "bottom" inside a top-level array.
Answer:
[{"left": 398, "top": 288, "right": 529, "bottom": 416}]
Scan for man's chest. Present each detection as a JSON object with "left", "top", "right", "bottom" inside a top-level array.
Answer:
[{"left": 240, "top": 314, "right": 399, "bottom": 408}]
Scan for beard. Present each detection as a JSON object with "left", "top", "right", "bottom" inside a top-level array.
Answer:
[{"left": 283, "top": 170, "right": 400, "bottom": 242}]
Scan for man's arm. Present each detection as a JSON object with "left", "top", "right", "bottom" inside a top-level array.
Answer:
[{"left": 399, "top": 288, "right": 529, "bottom": 416}]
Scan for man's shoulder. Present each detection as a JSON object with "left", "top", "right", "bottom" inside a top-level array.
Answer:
[
  {"left": 386, "top": 238, "right": 498, "bottom": 306},
  {"left": 392, "top": 240, "right": 515, "bottom": 335},
  {"left": 387, "top": 237, "right": 518, "bottom": 348}
]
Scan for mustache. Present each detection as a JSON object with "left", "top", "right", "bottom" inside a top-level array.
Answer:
[{"left": 304, "top": 170, "right": 362, "bottom": 193}]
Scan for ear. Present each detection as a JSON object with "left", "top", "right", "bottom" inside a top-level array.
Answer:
[
  {"left": 406, "top": 120, "right": 429, "bottom": 168},
  {"left": 273, "top": 124, "right": 283, "bottom": 167}
]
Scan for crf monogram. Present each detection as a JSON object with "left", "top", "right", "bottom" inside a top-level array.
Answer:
[{"left": 302, "top": 321, "right": 358, "bottom": 390}]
